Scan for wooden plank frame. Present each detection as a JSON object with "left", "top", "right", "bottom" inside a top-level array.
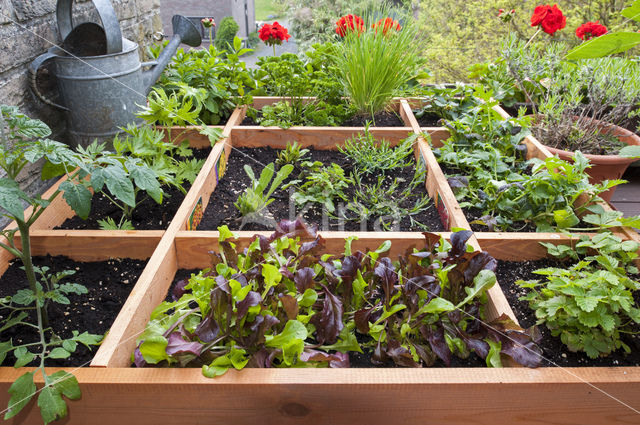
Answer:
[
  {"left": 3, "top": 97, "right": 640, "bottom": 424},
  {"left": 3, "top": 233, "right": 640, "bottom": 425}
]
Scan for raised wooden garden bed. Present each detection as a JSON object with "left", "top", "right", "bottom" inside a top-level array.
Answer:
[
  {"left": 2, "top": 233, "right": 639, "bottom": 425},
  {"left": 2, "top": 97, "right": 640, "bottom": 424}
]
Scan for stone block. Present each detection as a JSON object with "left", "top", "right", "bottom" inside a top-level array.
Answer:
[
  {"left": 0, "top": 20, "right": 57, "bottom": 74},
  {"left": 113, "top": 0, "right": 136, "bottom": 21},
  {"left": 0, "top": 0, "right": 14, "bottom": 25},
  {"left": 11, "top": 0, "right": 55, "bottom": 22}
]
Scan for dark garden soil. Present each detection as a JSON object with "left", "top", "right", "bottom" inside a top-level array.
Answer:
[
  {"left": 414, "top": 112, "right": 442, "bottom": 127},
  {"left": 496, "top": 259, "right": 640, "bottom": 367},
  {"left": 56, "top": 148, "right": 210, "bottom": 230},
  {"left": 198, "top": 147, "right": 445, "bottom": 232},
  {"left": 0, "top": 255, "right": 147, "bottom": 367},
  {"left": 166, "top": 269, "right": 485, "bottom": 368},
  {"left": 341, "top": 111, "right": 407, "bottom": 127},
  {"left": 240, "top": 110, "right": 408, "bottom": 127}
]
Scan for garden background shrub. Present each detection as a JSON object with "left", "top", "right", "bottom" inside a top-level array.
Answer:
[
  {"left": 215, "top": 16, "right": 240, "bottom": 51},
  {"left": 417, "top": 0, "right": 635, "bottom": 83}
]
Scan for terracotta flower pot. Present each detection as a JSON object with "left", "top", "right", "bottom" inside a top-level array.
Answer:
[{"left": 541, "top": 118, "right": 640, "bottom": 202}]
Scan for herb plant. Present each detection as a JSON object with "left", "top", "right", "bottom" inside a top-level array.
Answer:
[
  {"left": 341, "top": 167, "right": 431, "bottom": 231},
  {"left": 134, "top": 222, "right": 542, "bottom": 373},
  {"left": 234, "top": 163, "right": 294, "bottom": 218},
  {"left": 0, "top": 105, "right": 102, "bottom": 423},
  {"left": 291, "top": 163, "right": 351, "bottom": 213},
  {"left": 431, "top": 86, "right": 640, "bottom": 231},
  {"left": 338, "top": 127, "right": 415, "bottom": 174},
  {"left": 331, "top": 8, "right": 427, "bottom": 118},
  {"left": 517, "top": 232, "right": 640, "bottom": 358},
  {"left": 276, "top": 141, "right": 309, "bottom": 167},
  {"left": 250, "top": 99, "right": 352, "bottom": 129},
  {"left": 255, "top": 49, "right": 343, "bottom": 103}
]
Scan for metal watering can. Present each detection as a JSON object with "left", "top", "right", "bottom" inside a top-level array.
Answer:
[{"left": 29, "top": 0, "right": 202, "bottom": 145}]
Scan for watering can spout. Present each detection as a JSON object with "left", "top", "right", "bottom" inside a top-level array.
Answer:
[{"left": 143, "top": 15, "right": 202, "bottom": 93}]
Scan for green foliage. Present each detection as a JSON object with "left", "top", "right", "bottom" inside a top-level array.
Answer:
[
  {"left": 135, "top": 225, "right": 541, "bottom": 373},
  {"left": 76, "top": 140, "right": 165, "bottom": 230},
  {"left": 481, "top": 35, "right": 640, "bottom": 154},
  {"left": 234, "top": 163, "right": 294, "bottom": 217},
  {"left": 152, "top": 39, "right": 259, "bottom": 125},
  {"left": 338, "top": 127, "right": 415, "bottom": 174},
  {"left": 255, "top": 48, "right": 344, "bottom": 103},
  {"left": 115, "top": 125, "right": 205, "bottom": 193},
  {"left": 341, "top": 166, "right": 431, "bottom": 231},
  {"left": 428, "top": 85, "right": 635, "bottom": 231},
  {"left": 251, "top": 99, "right": 353, "bottom": 128},
  {"left": 276, "top": 141, "right": 310, "bottom": 166},
  {"left": 138, "top": 84, "right": 206, "bottom": 128},
  {"left": 251, "top": 47, "right": 354, "bottom": 127},
  {"left": 0, "top": 105, "right": 103, "bottom": 424},
  {"left": 418, "top": 0, "right": 637, "bottom": 83},
  {"left": 331, "top": 8, "right": 427, "bottom": 117},
  {"left": 291, "top": 163, "right": 351, "bottom": 213},
  {"left": 518, "top": 232, "right": 640, "bottom": 358},
  {"left": 214, "top": 16, "right": 239, "bottom": 52}
]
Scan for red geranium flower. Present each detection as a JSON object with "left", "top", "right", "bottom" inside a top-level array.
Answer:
[
  {"left": 372, "top": 17, "right": 401, "bottom": 35},
  {"left": 258, "top": 21, "right": 291, "bottom": 46},
  {"left": 576, "top": 21, "right": 608, "bottom": 40},
  {"left": 530, "top": 4, "right": 566, "bottom": 35},
  {"left": 335, "top": 14, "right": 365, "bottom": 37}
]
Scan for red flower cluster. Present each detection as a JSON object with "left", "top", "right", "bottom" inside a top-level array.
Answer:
[
  {"left": 335, "top": 14, "right": 365, "bottom": 37},
  {"left": 576, "top": 21, "right": 607, "bottom": 40},
  {"left": 372, "top": 17, "right": 401, "bottom": 35},
  {"left": 530, "top": 4, "right": 566, "bottom": 35},
  {"left": 258, "top": 21, "right": 291, "bottom": 46}
]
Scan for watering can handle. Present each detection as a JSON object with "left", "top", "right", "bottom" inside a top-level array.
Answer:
[
  {"left": 57, "top": 0, "right": 122, "bottom": 54},
  {"left": 28, "top": 51, "right": 69, "bottom": 111}
]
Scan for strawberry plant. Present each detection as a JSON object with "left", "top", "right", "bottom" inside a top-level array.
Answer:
[
  {"left": 517, "top": 232, "right": 640, "bottom": 359},
  {"left": 429, "top": 85, "right": 640, "bottom": 231}
]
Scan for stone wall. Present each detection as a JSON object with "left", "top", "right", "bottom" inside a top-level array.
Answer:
[{"left": 0, "top": 0, "right": 162, "bottom": 200}]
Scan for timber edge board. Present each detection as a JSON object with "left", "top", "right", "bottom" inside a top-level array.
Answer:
[{"left": 1, "top": 366, "right": 640, "bottom": 425}]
